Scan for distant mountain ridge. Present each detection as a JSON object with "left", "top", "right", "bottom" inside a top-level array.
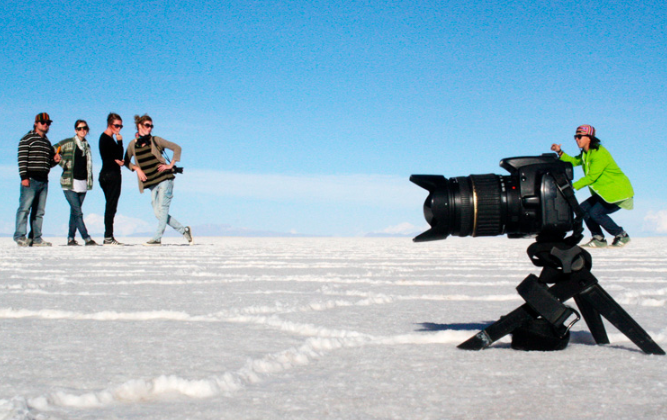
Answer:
[
  {"left": 131, "top": 224, "right": 326, "bottom": 238},
  {"left": 0, "top": 224, "right": 415, "bottom": 238}
]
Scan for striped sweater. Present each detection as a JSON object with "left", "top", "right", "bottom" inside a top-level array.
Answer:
[
  {"left": 134, "top": 143, "right": 174, "bottom": 189},
  {"left": 17, "top": 131, "right": 57, "bottom": 182},
  {"left": 125, "top": 136, "right": 181, "bottom": 193}
]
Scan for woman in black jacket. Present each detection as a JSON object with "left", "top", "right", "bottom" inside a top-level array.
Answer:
[{"left": 98, "top": 113, "right": 125, "bottom": 245}]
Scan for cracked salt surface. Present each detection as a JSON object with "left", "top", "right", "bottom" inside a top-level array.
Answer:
[{"left": 1, "top": 237, "right": 665, "bottom": 419}]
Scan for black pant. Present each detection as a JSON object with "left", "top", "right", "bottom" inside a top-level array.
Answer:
[
  {"left": 99, "top": 171, "right": 122, "bottom": 238},
  {"left": 579, "top": 194, "right": 623, "bottom": 238}
]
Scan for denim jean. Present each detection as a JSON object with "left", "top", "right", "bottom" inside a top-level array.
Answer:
[
  {"left": 63, "top": 189, "right": 90, "bottom": 240},
  {"left": 14, "top": 179, "right": 48, "bottom": 242},
  {"left": 149, "top": 179, "right": 185, "bottom": 241},
  {"left": 580, "top": 194, "right": 624, "bottom": 238}
]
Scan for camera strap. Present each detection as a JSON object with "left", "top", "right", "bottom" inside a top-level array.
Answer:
[
  {"left": 550, "top": 171, "right": 585, "bottom": 244},
  {"left": 150, "top": 136, "right": 172, "bottom": 164},
  {"left": 550, "top": 171, "right": 584, "bottom": 219}
]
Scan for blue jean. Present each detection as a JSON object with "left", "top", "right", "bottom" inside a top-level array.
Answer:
[
  {"left": 149, "top": 179, "right": 185, "bottom": 241},
  {"left": 14, "top": 179, "right": 48, "bottom": 242},
  {"left": 580, "top": 194, "right": 624, "bottom": 238},
  {"left": 63, "top": 189, "right": 90, "bottom": 240}
]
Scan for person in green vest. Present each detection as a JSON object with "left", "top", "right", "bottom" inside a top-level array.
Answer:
[
  {"left": 53, "top": 120, "right": 99, "bottom": 246},
  {"left": 551, "top": 125, "right": 633, "bottom": 248}
]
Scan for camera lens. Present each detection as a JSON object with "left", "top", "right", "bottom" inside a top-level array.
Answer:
[{"left": 415, "top": 174, "right": 506, "bottom": 241}]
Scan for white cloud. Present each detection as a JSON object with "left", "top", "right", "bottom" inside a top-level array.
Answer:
[
  {"left": 643, "top": 210, "right": 667, "bottom": 234},
  {"left": 377, "top": 222, "right": 425, "bottom": 235},
  {"left": 179, "top": 170, "right": 424, "bottom": 207},
  {"left": 84, "top": 213, "right": 153, "bottom": 236},
  {"left": 0, "top": 221, "right": 13, "bottom": 235},
  {"left": 0, "top": 164, "right": 15, "bottom": 180}
]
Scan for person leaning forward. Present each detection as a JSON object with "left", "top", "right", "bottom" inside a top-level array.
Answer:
[
  {"left": 14, "top": 112, "right": 61, "bottom": 247},
  {"left": 551, "top": 125, "right": 633, "bottom": 248},
  {"left": 124, "top": 114, "right": 193, "bottom": 246}
]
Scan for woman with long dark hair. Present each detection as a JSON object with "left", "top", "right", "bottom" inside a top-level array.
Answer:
[
  {"left": 551, "top": 125, "right": 634, "bottom": 248},
  {"left": 99, "top": 113, "right": 125, "bottom": 245}
]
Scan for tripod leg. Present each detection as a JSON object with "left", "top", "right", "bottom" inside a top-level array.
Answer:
[
  {"left": 577, "top": 285, "right": 665, "bottom": 355},
  {"left": 573, "top": 294, "right": 609, "bottom": 344},
  {"left": 459, "top": 272, "right": 590, "bottom": 351},
  {"left": 458, "top": 306, "right": 534, "bottom": 350}
]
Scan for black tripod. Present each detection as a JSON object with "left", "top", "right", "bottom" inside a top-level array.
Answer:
[{"left": 457, "top": 238, "right": 665, "bottom": 355}]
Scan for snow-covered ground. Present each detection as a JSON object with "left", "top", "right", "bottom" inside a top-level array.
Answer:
[{"left": 1, "top": 236, "right": 666, "bottom": 420}]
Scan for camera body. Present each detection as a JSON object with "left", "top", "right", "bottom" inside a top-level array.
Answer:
[
  {"left": 172, "top": 166, "right": 184, "bottom": 174},
  {"left": 410, "top": 154, "right": 574, "bottom": 242}
]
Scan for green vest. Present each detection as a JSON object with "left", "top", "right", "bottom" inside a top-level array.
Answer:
[
  {"left": 560, "top": 145, "right": 634, "bottom": 209},
  {"left": 53, "top": 137, "right": 94, "bottom": 190}
]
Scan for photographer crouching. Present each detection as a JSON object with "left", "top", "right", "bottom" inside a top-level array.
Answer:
[{"left": 124, "top": 114, "right": 194, "bottom": 246}]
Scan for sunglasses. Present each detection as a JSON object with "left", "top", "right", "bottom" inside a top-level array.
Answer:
[
  {"left": 574, "top": 135, "right": 585, "bottom": 139},
  {"left": 76, "top": 126, "right": 89, "bottom": 131},
  {"left": 39, "top": 121, "right": 52, "bottom": 126},
  {"left": 143, "top": 123, "right": 154, "bottom": 129},
  {"left": 113, "top": 124, "right": 124, "bottom": 129}
]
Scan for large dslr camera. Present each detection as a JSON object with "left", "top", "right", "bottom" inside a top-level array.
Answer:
[
  {"left": 410, "top": 154, "right": 574, "bottom": 242},
  {"left": 409, "top": 154, "right": 666, "bottom": 355}
]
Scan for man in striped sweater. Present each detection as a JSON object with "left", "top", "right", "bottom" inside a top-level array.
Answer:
[{"left": 14, "top": 112, "right": 61, "bottom": 247}]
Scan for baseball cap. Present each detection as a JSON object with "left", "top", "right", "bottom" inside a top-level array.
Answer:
[
  {"left": 575, "top": 125, "right": 595, "bottom": 137},
  {"left": 35, "top": 112, "right": 53, "bottom": 124}
]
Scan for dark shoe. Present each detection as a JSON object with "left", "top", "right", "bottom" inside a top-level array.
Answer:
[
  {"left": 85, "top": 238, "right": 100, "bottom": 246},
  {"left": 31, "top": 240, "right": 52, "bottom": 247},
  {"left": 183, "top": 226, "right": 194, "bottom": 245},
  {"left": 611, "top": 233, "right": 630, "bottom": 247},
  {"left": 67, "top": 238, "right": 80, "bottom": 246},
  {"left": 104, "top": 237, "right": 123, "bottom": 246},
  {"left": 16, "top": 237, "right": 31, "bottom": 247},
  {"left": 581, "top": 235, "right": 607, "bottom": 248},
  {"left": 143, "top": 239, "right": 161, "bottom": 246}
]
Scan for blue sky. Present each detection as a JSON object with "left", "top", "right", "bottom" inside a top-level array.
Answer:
[{"left": 1, "top": 0, "right": 666, "bottom": 237}]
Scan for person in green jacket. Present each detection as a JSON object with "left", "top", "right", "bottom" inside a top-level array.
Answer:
[{"left": 551, "top": 125, "right": 633, "bottom": 248}]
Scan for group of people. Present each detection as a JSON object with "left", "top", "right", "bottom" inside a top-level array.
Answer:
[
  {"left": 14, "top": 116, "right": 633, "bottom": 249},
  {"left": 14, "top": 112, "right": 194, "bottom": 247}
]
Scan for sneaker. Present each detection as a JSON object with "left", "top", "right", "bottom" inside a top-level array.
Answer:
[
  {"left": 611, "top": 233, "right": 631, "bottom": 247},
  {"left": 183, "top": 226, "right": 194, "bottom": 245},
  {"left": 582, "top": 235, "right": 607, "bottom": 248},
  {"left": 67, "top": 238, "right": 80, "bottom": 246},
  {"left": 85, "top": 238, "right": 100, "bottom": 246},
  {"left": 31, "top": 240, "right": 52, "bottom": 247},
  {"left": 143, "top": 239, "right": 161, "bottom": 246},
  {"left": 16, "top": 237, "right": 31, "bottom": 247},
  {"left": 104, "top": 237, "right": 123, "bottom": 246}
]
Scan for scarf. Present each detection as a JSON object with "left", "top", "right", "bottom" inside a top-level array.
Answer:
[
  {"left": 74, "top": 135, "right": 93, "bottom": 188},
  {"left": 75, "top": 135, "right": 88, "bottom": 153},
  {"left": 136, "top": 135, "right": 151, "bottom": 148}
]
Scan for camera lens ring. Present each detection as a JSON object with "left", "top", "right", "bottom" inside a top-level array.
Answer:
[
  {"left": 453, "top": 177, "right": 474, "bottom": 236},
  {"left": 470, "top": 175, "right": 503, "bottom": 236}
]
